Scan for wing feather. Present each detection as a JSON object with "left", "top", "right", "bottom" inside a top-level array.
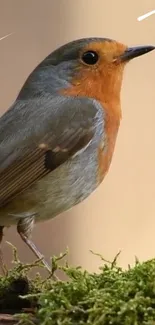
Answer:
[{"left": 0, "top": 96, "right": 100, "bottom": 206}]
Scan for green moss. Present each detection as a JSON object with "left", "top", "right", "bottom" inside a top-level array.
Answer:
[{"left": 1, "top": 246, "right": 155, "bottom": 324}]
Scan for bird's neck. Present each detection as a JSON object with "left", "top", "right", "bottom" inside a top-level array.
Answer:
[{"left": 62, "top": 67, "right": 123, "bottom": 122}]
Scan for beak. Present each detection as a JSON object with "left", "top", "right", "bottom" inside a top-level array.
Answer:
[{"left": 118, "top": 45, "right": 155, "bottom": 63}]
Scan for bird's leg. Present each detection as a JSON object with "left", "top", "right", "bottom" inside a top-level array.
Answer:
[
  {"left": 17, "top": 216, "right": 53, "bottom": 274},
  {"left": 0, "top": 226, "right": 7, "bottom": 275}
]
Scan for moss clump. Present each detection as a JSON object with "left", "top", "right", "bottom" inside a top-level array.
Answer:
[{"left": 1, "top": 247, "right": 155, "bottom": 324}]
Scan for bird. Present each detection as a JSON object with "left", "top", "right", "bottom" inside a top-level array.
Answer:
[{"left": 0, "top": 37, "right": 154, "bottom": 274}]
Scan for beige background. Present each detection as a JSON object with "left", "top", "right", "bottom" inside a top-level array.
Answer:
[{"left": 0, "top": 0, "right": 155, "bottom": 275}]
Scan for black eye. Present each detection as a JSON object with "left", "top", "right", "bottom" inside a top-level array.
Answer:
[{"left": 82, "top": 51, "right": 99, "bottom": 65}]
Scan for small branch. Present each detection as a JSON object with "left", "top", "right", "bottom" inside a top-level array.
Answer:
[
  {"left": 0, "top": 314, "right": 18, "bottom": 325},
  {"left": 0, "top": 314, "right": 37, "bottom": 325}
]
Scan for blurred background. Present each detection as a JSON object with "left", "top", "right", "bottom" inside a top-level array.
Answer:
[{"left": 0, "top": 0, "right": 155, "bottom": 275}]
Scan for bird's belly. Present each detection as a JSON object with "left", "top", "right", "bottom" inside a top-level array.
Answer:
[{"left": 0, "top": 147, "right": 100, "bottom": 226}]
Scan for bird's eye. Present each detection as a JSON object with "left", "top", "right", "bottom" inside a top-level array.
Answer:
[{"left": 82, "top": 51, "right": 99, "bottom": 65}]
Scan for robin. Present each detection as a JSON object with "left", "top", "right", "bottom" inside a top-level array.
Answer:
[{"left": 0, "top": 37, "right": 154, "bottom": 273}]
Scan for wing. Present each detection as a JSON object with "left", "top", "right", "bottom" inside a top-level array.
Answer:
[{"left": 0, "top": 95, "right": 102, "bottom": 206}]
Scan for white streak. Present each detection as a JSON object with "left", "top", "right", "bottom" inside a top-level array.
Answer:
[
  {"left": 0, "top": 33, "right": 14, "bottom": 41},
  {"left": 137, "top": 10, "right": 155, "bottom": 21}
]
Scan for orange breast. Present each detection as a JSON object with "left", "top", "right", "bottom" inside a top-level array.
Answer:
[
  {"left": 97, "top": 102, "right": 120, "bottom": 183},
  {"left": 61, "top": 65, "right": 122, "bottom": 184}
]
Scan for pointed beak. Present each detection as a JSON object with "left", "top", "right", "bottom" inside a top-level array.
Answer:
[{"left": 118, "top": 45, "right": 155, "bottom": 63}]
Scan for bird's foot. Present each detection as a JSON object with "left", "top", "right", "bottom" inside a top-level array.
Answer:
[
  {"left": 17, "top": 217, "right": 58, "bottom": 281},
  {"left": 0, "top": 251, "right": 8, "bottom": 276},
  {"left": 0, "top": 226, "right": 8, "bottom": 276}
]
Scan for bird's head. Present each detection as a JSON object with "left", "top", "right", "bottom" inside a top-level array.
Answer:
[
  {"left": 43, "top": 37, "right": 154, "bottom": 107},
  {"left": 19, "top": 37, "right": 154, "bottom": 111}
]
